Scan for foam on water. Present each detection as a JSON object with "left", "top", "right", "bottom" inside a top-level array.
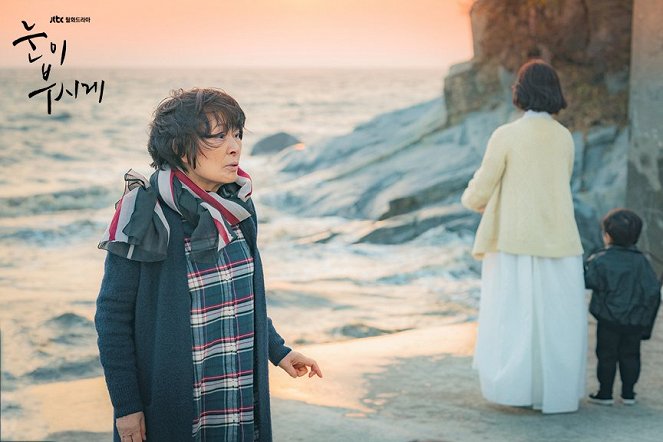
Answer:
[
  {"left": 0, "top": 219, "right": 105, "bottom": 245},
  {"left": 0, "top": 186, "right": 113, "bottom": 217}
]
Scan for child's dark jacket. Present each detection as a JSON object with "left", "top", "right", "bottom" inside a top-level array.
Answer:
[{"left": 585, "top": 245, "right": 661, "bottom": 333}]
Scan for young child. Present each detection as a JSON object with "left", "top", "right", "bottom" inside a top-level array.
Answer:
[{"left": 584, "top": 209, "right": 661, "bottom": 405}]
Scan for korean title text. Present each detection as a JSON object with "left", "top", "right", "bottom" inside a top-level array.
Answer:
[{"left": 12, "top": 20, "right": 105, "bottom": 115}]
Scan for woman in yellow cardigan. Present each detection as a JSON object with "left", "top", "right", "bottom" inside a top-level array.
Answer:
[{"left": 461, "top": 60, "right": 585, "bottom": 414}]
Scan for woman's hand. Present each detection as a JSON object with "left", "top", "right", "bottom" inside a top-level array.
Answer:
[
  {"left": 116, "top": 411, "right": 146, "bottom": 441},
  {"left": 278, "top": 350, "right": 323, "bottom": 379}
]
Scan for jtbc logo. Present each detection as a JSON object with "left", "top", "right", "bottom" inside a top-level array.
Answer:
[{"left": 49, "top": 15, "right": 64, "bottom": 23}]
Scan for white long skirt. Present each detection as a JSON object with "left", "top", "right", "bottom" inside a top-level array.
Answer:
[{"left": 473, "top": 252, "right": 587, "bottom": 413}]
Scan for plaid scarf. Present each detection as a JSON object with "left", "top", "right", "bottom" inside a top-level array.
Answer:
[{"left": 99, "top": 165, "right": 253, "bottom": 263}]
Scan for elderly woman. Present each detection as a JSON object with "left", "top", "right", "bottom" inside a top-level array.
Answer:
[
  {"left": 461, "top": 60, "right": 586, "bottom": 413},
  {"left": 96, "top": 88, "right": 322, "bottom": 442}
]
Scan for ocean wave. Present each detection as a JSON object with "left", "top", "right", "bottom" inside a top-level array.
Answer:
[
  {"left": 1, "top": 371, "right": 18, "bottom": 392},
  {"left": 0, "top": 400, "right": 21, "bottom": 417},
  {"left": 46, "top": 432, "right": 114, "bottom": 442},
  {"left": 7, "top": 111, "right": 73, "bottom": 122},
  {"left": 27, "top": 356, "right": 103, "bottom": 383},
  {"left": 332, "top": 323, "right": 406, "bottom": 339},
  {"left": 47, "top": 312, "right": 94, "bottom": 328},
  {"left": 0, "top": 186, "right": 113, "bottom": 217},
  {"left": 43, "top": 312, "right": 97, "bottom": 347},
  {"left": 4, "top": 313, "right": 101, "bottom": 385},
  {"left": 0, "top": 219, "right": 106, "bottom": 244},
  {"left": 50, "top": 334, "right": 96, "bottom": 346}
]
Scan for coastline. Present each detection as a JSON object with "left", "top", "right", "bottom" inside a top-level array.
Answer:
[{"left": 9, "top": 314, "right": 663, "bottom": 442}]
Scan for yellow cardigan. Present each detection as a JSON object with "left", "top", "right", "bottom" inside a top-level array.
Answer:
[{"left": 461, "top": 112, "right": 583, "bottom": 259}]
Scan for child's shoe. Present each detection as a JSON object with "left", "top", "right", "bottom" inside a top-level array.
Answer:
[
  {"left": 621, "top": 393, "right": 636, "bottom": 405},
  {"left": 588, "top": 392, "right": 614, "bottom": 405}
]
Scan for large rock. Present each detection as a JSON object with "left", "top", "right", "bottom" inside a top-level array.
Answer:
[
  {"left": 277, "top": 98, "right": 447, "bottom": 175},
  {"left": 444, "top": 0, "right": 633, "bottom": 131},
  {"left": 356, "top": 205, "right": 479, "bottom": 245},
  {"left": 251, "top": 132, "right": 301, "bottom": 155},
  {"left": 264, "top": 100, "right": 503, "bottom": 221},
  {"left": 442, "top": 61, "right": 509, "bottom": 126},
  {"left": 574, "top": 198, "right": 605, "bottom": 256},
  {"left": 575, "top": 126, "right": 628, "bottom": 218},
  {"left": 470, "top": 0, "right": 631, "bottom": 71}
]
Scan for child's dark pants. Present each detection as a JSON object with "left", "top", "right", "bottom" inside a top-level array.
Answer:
[{"left": 596, "top": 321, "right": 642, "bottom": 399}]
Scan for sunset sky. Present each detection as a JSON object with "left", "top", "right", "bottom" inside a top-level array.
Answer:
[{"left": 2, "top": 0, "right": 474, "bottom": 69}]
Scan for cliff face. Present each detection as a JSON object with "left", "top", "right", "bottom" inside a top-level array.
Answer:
[{"left": 445, "top": 0, "right": 633, "bottom": 131}]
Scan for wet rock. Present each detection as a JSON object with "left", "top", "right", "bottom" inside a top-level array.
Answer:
[
  {"left": 357, "top": 205, "right": 479, "bottom": 245},
  {"left": 251, "top": 132, "right": 301, "bottom": 155},
  {"left": 334, "top": 323, "right": 400, "bottom": 339},
  {"left": 278, "top": 98, "right": 446, "bottom": 175},
  {"left": 378, "top": 171, "right": 475, "bottom": 220},
  {"left": 571, "top": 131, "right": 585, "bottom": 192},
  {"left": 573, "top": 198, "right": 604, "bottom": 257},
  {"left": 605, "top": 69, "right": 630, "bottom": 95},
  {"left": 267, "top": 99, "right": 498, "bottom": 225},
  {"left": 443, "top": 61, "right": 503, "bottom": 125},
  {"left": 586, "top": 125, "right": 618, "bottom": 146},
  {"left": 577, "top": 128, "right": 629, "bottom": 217}
]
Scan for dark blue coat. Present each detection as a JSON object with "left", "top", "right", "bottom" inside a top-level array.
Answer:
[{"left": 95, "top": 202, "right": 291, "bottom": 441}]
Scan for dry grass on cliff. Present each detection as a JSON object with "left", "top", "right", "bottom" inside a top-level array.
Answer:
[{"left": 557, "top": 64, "right": 629, "bottom": 131}]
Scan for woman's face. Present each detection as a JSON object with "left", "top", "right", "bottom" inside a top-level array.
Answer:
[{"left": 182, "top": 115, "right": 242, "bottom": 192}]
